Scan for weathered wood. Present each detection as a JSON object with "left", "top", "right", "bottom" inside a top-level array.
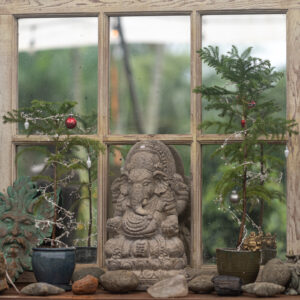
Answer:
[
  {"left": 103, "top": 134, "right": 193, "bottom": 144},
  {"left": 286, "top": 9, "right": 300, "bottom": 256},
  {"left": 98, "top": 12, "right": 110, "bottom": 267},
  {"left": 0, "top": 285, "right": 296, "bottom": 300},
  {"left": 0, "top": 15, "right": 16, "bottom": 193},
  {"left": 0, "top": 1, "right": 295, "bottom": 15},
  {"left": 190, "top": 12, "right": 202, "bottom": 268}
]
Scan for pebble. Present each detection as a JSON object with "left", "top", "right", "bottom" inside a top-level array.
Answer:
[
  {"left": 188, "top": 275, "right": 214, "bottom": 294},
  {"left": 21, "top": 283, "right": 65, "bottom": 296},
  {"left": 147, "top": 275, "right": 188, "bottom": 298},
  {"left": 100, "top": 270, "right": 139, "bottom": 293},
  {"left": 260, "top": 258, "right": 291, "bottom": 287},
  {"left": 212, "top": 275, "right": 242, "bottom": 296},
  {"left": 242, "top": 282, "right": 285, "bottom": 297},
  {"left": 72, "top": 275, "right": 98, "bottom": 295}
]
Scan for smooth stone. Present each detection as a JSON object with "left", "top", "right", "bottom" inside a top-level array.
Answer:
[
  {"left": 184, "top": 266, "right": 217, "bottom": 281},
  {"left": 72, "top": 267, "right": 105, "bottom": 283},
  {"left": 260, "top": 258, "right": 291, "bottom": 287},
  {"left": 21, "top": 283, "right": 65, "bottom": 296},
  {"left": 212, "top": 275, "right": 242, "bottom": 296},
  {"left": 100, "top": 270, "right": 139, "bottom": 293},
  {"left": 147, "top": 275, "right": 188, "bottom": 298},
  {"left": 72, "top": 275, "right": 98, "bottom": 295},
  {"left": 188, "top": 275, "right": 214, "bottom": 294},
  {"left": 285, "top": 288, "right": 298, "bottom": 296},
  {"left": 242, "top": 282, "right": 285, "bottom": 297}
]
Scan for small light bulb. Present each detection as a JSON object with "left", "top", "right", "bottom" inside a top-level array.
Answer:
[
  {"left": 87, "top": 156, "right": 92, "bottom": 168},
  {"left": 24, "top": 119, "right": 29, "bottom": 130},
  {"left": 284, "top": 146, "right": 289, "bottom": 158}
]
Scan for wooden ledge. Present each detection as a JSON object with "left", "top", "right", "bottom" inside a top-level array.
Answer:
[{"left": 0, "top": 286, "right": 297, "bottom": 300}]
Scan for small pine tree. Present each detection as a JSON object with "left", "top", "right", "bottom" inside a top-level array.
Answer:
[
  {"left": 3, "top": 100, "right": 105, "bottom": 247},
  {"left": 194, "top": 46, "right": 297, "bottom": 248}
]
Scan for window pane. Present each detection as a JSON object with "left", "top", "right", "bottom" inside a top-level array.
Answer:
[
  {"left": 17, "top": 145, "right": 98, "bottom": 263},
  {"left": 108, "top": 143, "right": 191, "bottom": 263},
  {"left": 201, "top": 15, "right": 286, "bottom": 133},
  {"left": 202, "top": 144, "right": 286, "bottom": 264},
  {"left": 18, "top": 18, "right": 98, "bottom": 134},
  {"left": 110, "top": 16, "right": 190, "bottom": 134}
]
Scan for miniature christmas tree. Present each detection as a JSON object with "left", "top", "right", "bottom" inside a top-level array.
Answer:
[
  {"left": 3, "top": 100, "right": 104, "bottom": 247},
  {"left": 194, "top": 46, "right": 297, "bottom": 247}
]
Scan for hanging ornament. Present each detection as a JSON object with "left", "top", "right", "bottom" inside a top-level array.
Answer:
[
  {"left": 284, "top": 146, "right": 289, "bottom": 158},
  {"left": 248, "top": 100, "right": 256, "bottom": 108},
  {"left": 241, "top": 119, "right": 246, "bottom": 128},
  {"left": 65, "top": 114, "right": 77, "bottom": 129},
  {"left": 24, "top": 119, "right": 29, "bottom": 130},
  {"left": 229, "top": 190, "right": 239, "bottom": 204},
  {"left": 86, "top": 156, "right": 92, "bottom": 169}
]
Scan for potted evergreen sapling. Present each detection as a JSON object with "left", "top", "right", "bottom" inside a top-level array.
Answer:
[
  {"left": 194, "top": 46, "right": 297, "bottom": 283},
  {"left": 2, "top": 100, "right": 104, "bottom": 288}
]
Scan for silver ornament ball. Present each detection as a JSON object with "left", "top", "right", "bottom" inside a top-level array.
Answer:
[{"left": 230, "top": 190, "right": 239, "bottom": 204}]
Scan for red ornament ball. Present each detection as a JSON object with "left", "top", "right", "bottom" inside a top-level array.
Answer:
[
  {"left": 65, "top": 115, "right": 77, "bottom": 129},
  {"left": 248, "top": 100, "right": 256, "bottom": 108},
  {"left": 241, "top": 119, "right": 246, "bottom": 128}
]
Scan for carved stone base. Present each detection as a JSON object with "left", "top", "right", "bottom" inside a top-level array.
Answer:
[{"left": 106, "top": 257, "right": 187, "bottom": 272}]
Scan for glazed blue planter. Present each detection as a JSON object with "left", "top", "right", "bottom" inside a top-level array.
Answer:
[{"left": 32, "top": 247, "right": 75, "bottom": 290}]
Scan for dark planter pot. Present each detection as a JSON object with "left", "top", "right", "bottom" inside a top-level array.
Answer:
[
  {"left": 75, "top": 247, "right": 97, "bottom": 264},
  {"left": 32, "top": 247, "right": 75, "bottom": 290},
  {"left": 216, "top": 248, "right": 260, "bottom": 284},
  {"left": 260, "top": 249, "right": 277, "bottom": 265}
]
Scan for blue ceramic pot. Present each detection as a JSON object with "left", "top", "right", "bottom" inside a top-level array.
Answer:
[{"left": 32, "top": 247, "right": 75, "bottom": 289}]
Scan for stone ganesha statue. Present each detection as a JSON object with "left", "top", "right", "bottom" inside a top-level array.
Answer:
[{"left": 104, "top": 140, "right": 189, "bottom": 289}]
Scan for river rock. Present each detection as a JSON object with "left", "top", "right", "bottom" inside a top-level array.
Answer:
[
  {"left": 100, "top": 270, "right": 139, "bottom": 293},
  {"left": 242, "top": 282, "right": 285, "bottom": 297},
  {"left": 212, "top": 275, "right": 242, "bottom": 296},
  {"left": 260, "top": 258, "right": 291, "bottom": 286},
  {"left": 72, "top": 275, "right": 98, "bottom": 295},
  {"left": 21, "top": 283, "right": 65, "bottom": 296},
  {"left": 147, "top": 275, "right": 188, "bottom": 298},
  {"left": 188, "top": 275, "right": 214, "bottom": 294},
  {"left": 185, "top": 266, "right": 217, "bottom": 281},
  {"left": 72, "top": 266, "right": 105, "bottom": 283}
]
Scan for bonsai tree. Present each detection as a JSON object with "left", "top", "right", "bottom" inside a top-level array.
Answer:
[
  {"left": 194, "top": 46, "right": 297, "bottom": 248},
  {"left": 3, "top": 100, "right": 104, "bottom": 247}
]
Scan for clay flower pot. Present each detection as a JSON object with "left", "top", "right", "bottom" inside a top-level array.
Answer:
[{"left": 216, "top": 248, "right": 260, "bottom": 284}]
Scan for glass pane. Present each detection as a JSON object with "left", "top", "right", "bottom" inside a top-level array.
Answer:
[
  {"left": 18, "top": 18, "right": 98, "bottom": 134},
  {"left": 17, "top": 145, "right": 98, "bottom": 263},
  {"left": 201, "top": 15, "right": 286, "bottom": 133},
  {"left": 108, "top": 143, "right": 191, "bottom": 263},
  {"left": 202, "top": 144, "right": 286, "bottom": 264},
  {"left": 110, "top": 16, "right": 190, "bottom": 134}
]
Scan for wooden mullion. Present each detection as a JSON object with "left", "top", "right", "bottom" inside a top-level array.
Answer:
[
  {"left": 0, "top": 15, "right": 16, "bottom": 193},
  {"left": 190, "top": 11, "right": 202, "bottom": 268},
  {"left": 286, "top": 9, "right": 300, "bottom": 256},
  {"left": 104, "top": 134, "right": 193, "bottom": 145},
  {"left": 97, "top": 12, "right": 110, "bottom": 267},
  {"left": 197, "top": 134, "right": 288, "bottom": 144},
  {"left": 0, "top": 1, "right": 297, "bottom": 15}
]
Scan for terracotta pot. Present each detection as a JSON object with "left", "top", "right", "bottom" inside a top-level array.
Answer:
[{"left": 216, "top": 248, "right": 260, "bottom": 284}]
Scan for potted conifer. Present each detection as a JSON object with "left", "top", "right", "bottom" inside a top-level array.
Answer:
[
  {"left": 194, "top": 46, "right": 297, "bottom": 283},
  {"left": 3, "top": 100, "right": 104, "bottom": 288}
]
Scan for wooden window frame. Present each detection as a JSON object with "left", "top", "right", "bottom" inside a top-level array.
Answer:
[{"left": 0, "top": 1, "right": 299, "bottom": 269}]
